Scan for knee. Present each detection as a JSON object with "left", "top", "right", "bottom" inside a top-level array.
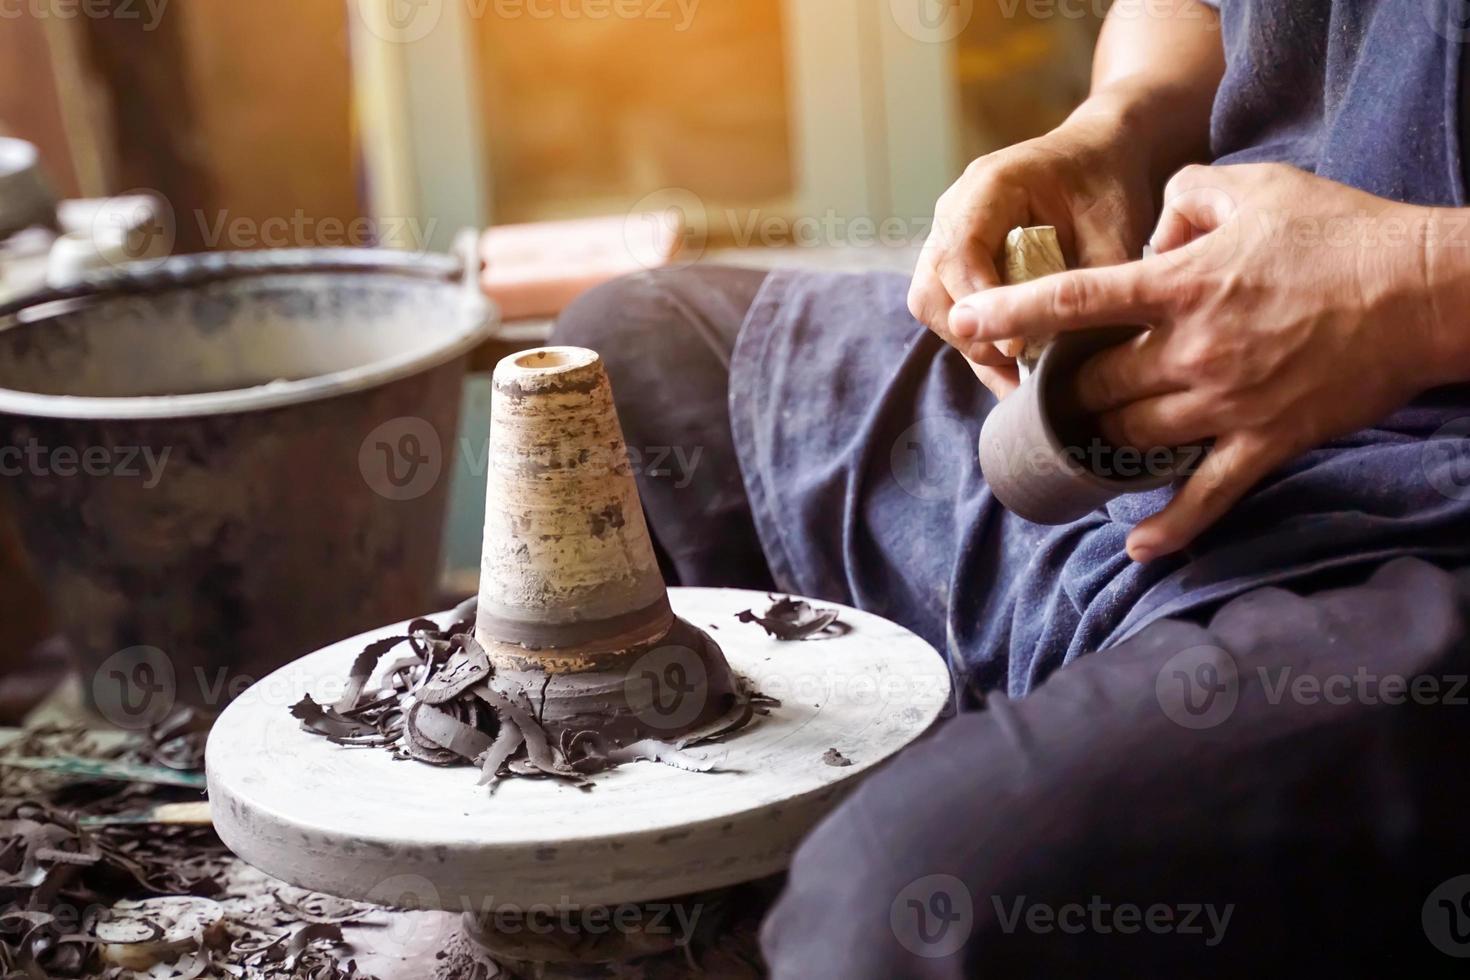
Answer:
[
  {"left": 760, "top": 703, "right": 1125, "bottom": 979},
  {"left": 760, "top": 711, "right": 1046, "bottom": 980},
  {"left": 760, "top": 799, "right": 976, "bottom": 980},
  {"left": 550, "top": 270, "right": 680, "bottom": 373}
]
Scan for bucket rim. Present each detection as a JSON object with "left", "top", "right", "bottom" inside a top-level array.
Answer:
[{"left": 0, "top": 247, "right": 498, "bottom": 420}]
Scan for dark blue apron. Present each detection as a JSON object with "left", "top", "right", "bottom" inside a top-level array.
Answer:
[{"left": 728, "top": 0, "right": 1470, "bottom": 698}]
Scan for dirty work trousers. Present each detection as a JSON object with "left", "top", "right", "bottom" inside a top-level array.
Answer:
[{"left": 552, "top": 266, "right": 1470, "bottom": 977}]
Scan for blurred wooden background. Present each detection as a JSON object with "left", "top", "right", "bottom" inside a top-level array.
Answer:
[
  {"left": 2, "top": 1, "right": 1099, "bottom": 250},
  {"left": 0, "top": 0, "right": 1100, "bottom": 667},
  {"left": 0, "top": 0, "right": 359, "bottom": 252},
  {"left": 476, "top": 1, "right": 795, "bottom": 223}
]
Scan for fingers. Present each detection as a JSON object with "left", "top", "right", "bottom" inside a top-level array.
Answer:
[
  {"left": 907, "top": 256, "right": 955, "bottom": 339},
  {"left": 911, "top": 237, "right": 1020, "bottom": 378},
  {"left": 929, "top": 166, "right": 1033, "bottom": 301},
  {"left": 986, "top": 215, "right": 1131, "bottom": 361},
  {"left": 933, "top": 209, "right": 1005, "bottom": 303},
  {"left": 995, "top": 338, "right": 1027, "bottom": 359},
  {"left": 909, "top": 258, "right": 1015, "bottom": 383},
  {"left": 1150, "top": 205, "right": 1205, "bottom": 255},
  {"left": 922, "top": 198, "right": 1019, "bottom": 367},
  {"left": 949, "top": 257, "right": 1169, "bottom": 343},
  {"left": 974, "top": 363, "right": 1020, "bottom": 399},
  {"left": 1152, "top": 164, "right": 1239, "bottom": 254},
  {"left": 1127, "top": 433, "right": 1281, "bottom": 562},
  {"left": 1075, "top": 330, "right": 1178, "bottom": 413},
  {"left": 1098, "top": 391, "right": 1216, "bottom": 451},
  {"left": 969, "top": 341, "right": 1019, "bottom": 368}
]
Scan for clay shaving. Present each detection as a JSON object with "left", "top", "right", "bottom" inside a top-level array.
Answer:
[
  {"left": 736, "top": 596, "right": 847, "bottom": 642},
  {"left": 290, "top": 599, "right": 776, "bottom": 788}
]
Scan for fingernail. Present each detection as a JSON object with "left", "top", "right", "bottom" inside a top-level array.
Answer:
[
  {"left": 1127, "top": 542, "right": 1155, "bottom": 564},
  {"left": 949, "top": 305, "right": 980, "bottom": 338}
]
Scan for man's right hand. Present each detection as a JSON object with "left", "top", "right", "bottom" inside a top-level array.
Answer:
[{"left": 908, "top": 108, "right": 1156, "bottom": 400}]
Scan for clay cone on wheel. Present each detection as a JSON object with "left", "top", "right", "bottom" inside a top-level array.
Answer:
[
  {"left": 476, "top": 347, "right": 671, "bottom": 670},
  {"left": 475, "top": 347, "right": 738, "bottom": 743}
]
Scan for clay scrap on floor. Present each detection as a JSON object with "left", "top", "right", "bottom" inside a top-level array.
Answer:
[{"left": 0, "top": 715, "right": 384, "bottom": 979}]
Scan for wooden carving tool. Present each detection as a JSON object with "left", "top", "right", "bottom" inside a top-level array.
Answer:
[
  {"left": 80, "top": 801, "right": 213, "bottom": 827},
  {"left": 999, "top": 225, "right": 1067, "bottom": 379}
]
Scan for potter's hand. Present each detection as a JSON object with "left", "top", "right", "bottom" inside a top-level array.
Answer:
[
  {"left": 949, "top": 163, "right": 1453, "bottom": 562},
  {"left": 908, "top": 109, "right": 1154, "bottom": 399}
]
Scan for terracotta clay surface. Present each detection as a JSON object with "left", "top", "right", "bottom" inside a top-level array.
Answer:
[{"left": 207, "top": 587, "right": 952, "bottom": 912}]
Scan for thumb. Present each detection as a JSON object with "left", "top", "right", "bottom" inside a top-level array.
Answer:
[{"left": 1152, "top": 166, "right": 1240, "bottom": 255}]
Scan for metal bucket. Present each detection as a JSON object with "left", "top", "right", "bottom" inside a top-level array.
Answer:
[{"left": 0, "top": 248, "right": 495, "bottom": 725}]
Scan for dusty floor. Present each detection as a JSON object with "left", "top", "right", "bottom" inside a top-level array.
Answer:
[{"left": 2, "top": 672, "right": 774, "bottom": 978}]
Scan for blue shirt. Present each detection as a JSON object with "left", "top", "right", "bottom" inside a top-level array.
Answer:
[{"left": 728, "top": 0, "right": 1470, "bottom": 697}]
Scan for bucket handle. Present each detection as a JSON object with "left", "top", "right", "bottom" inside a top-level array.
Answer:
[
  {"left": 452, "top": 227, "right": 487, "bottom": 309},
  {"left": 0, "top": 246, "right": 475, "bottom": 322}
]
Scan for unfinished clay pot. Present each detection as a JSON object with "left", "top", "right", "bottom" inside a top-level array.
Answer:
[
  {"left": 475, "top": 346, "right": 739, "bottom": 741},
  {"left": 979, "top": 230, "right": 1182, "bottom": 524},
  {"left": 979, "top": 325, "right": 1177, "bottom": 524}
]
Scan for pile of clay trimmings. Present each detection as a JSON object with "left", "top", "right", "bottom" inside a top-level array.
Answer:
[{"left": 288, "top": 598, "right": 784, "bottom": 788}]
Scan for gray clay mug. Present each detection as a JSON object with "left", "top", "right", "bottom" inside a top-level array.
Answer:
[{"left": 978, "top": 325, "right": 1181, "bottom": 524}]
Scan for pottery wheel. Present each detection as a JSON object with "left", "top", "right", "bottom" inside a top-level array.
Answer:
[{"left": 207, "top": 587, "right": 951, "bottom": 912}]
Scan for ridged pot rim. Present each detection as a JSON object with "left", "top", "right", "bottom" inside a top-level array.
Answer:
[{"left": 0, "top": 247, "right": 496, "bottom": 421}]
